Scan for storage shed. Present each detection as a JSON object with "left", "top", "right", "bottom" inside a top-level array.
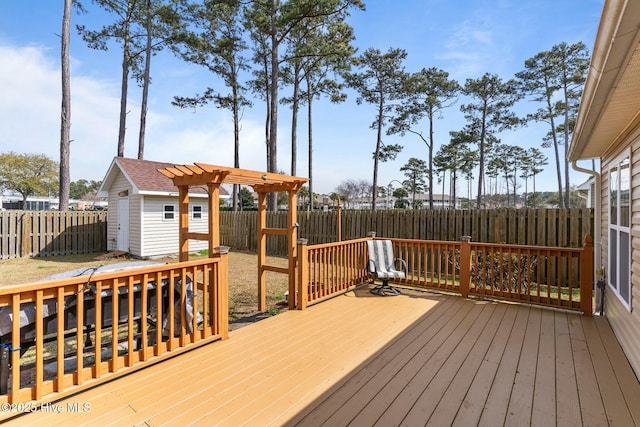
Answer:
[{"left": 97, "top": 157, "right": 229, "bottom": 258}]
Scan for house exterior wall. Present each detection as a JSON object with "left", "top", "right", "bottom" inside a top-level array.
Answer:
[
  {"left": 139, "top": 195, "right": 209, "bottom": 257},
  {"left": 600, "top": 128, "right": 640, "bottom": 377}
]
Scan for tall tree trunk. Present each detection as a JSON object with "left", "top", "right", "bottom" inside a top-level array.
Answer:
[
  {"left": 59, "top": 0, "right": 72, "bottom": 212},
  {"left": 512, "top": 168, "right": 517, "bottom": 207},
  {"left": 232, "top": 69, "right": 241, "bottom": 212},
  {"left": 262, "top": 56, "right": 271, "bottom": 174},
  {"left": 138, "top": 0, "right": 152, "bottom": 160},
  {"left": 428, "top": 112, "right": 434, "bottom": 209},
  {"left": 523, "top": 174, "right": 529, "bottom": 208},
  {"left": 267, "top": 0, "right": 279, "bottom": 211},
  {"left": 475, "top": 114, "right": 487, "bottom": 209},
  {"left": 307, "top": 82, "right": 314, "bottom": 211},
  {"left": 117, "top": 0, "right": 135, "bottom": 157},
  {"left": 551, "top": 133, "right": 563, "bottom": 208},
  {"left": 452, "top": 170, "right": 457, "bottom": 209},
  {"left": 411, "top": 175, "right": 417, "bottom": 209},
  {"left": 563, "top": 101, "right": 571, "bottom": 207},
  {"left": 372, "top": 96, "right": 384, "bottom": 212},
  {"left": 546, "top": 101, "right": 564, "bottom": 207},
  {"left": 290, "top": 63, "right": 300, "bottom": 176}
]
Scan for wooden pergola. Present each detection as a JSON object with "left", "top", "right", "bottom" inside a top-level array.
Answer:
[{"left": 158, "top": 162, "right": 308, "bottom": 311}]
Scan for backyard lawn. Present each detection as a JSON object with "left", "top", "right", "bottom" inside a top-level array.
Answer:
[{"left": 0, "top": 251, "right": 290, "bottom": 321}]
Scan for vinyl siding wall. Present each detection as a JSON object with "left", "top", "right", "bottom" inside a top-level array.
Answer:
[{"left": 600, "top": 127, "right": 640, "bottom": 378}]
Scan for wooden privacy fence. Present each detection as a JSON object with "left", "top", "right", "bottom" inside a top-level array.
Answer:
[
  {"left": 0, "top": 211, "right": 107, "bottom": 260},
  {"left": 296, "top": 235, "right": 593, "bottom": 315},
  {"left": 0, "top": 255, "right": 228, "bottom": 409},
  {"left": 1, "top": 209, "right": 591, "bottom": 259},
  {"left": 222, "top": 208, "right": 593, "bottom": 255}
]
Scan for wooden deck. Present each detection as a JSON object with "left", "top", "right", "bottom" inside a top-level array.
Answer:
[{"left": 3, "top": 287, "right": 639, "bottom": 427}]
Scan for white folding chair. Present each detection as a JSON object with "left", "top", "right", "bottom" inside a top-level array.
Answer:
[{"left": 366, "top": 240, "right": 407, "bottom": 296}]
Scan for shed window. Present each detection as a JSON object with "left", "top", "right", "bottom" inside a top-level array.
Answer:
[
  {"left": 163, "top": 204, "right": 176, "bottom": 221},
  {"left": 192, "top": 205, "right": 203, "bottom": 220},
  {"left": 608, "top": 154, "right": 631, "bottom": 310}
]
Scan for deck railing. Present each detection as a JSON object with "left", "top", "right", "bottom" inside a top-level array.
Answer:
[
  {"left": 296, "top": 235, "right": 593, "bottom": 316},
  {"left": 464, "top": 237, "right": 592, "bottom": 314},
  {"left": 296, "top": 237, "right": 370, "bottom": 309},
  {"left": 0, "top": 253, "right": 228, "bottom": 406}
]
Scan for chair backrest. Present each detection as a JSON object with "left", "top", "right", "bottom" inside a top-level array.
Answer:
[{"left": 366, "top": 240, "right": 395, "bottom": 273}]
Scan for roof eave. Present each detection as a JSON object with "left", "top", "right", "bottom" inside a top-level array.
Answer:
[
  {"left": 570, "top": 0, "right": 640, "bottom": 161},
  {"left": 138, "top": 190, "right": 212, "bottom": 198}
]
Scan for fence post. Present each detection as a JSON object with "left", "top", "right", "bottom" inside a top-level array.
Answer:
[
  {"left": 297, "top": 239, "right": 309, "bottom": 310},
  {"left": 460, "top": 236, "right": 471, "bottom": 298},
  {"left": 580, "top": 235, "right": 594, "bottom": 316},
  {"left": 20, "top": 213, "right": 31, "bottom": 258}
]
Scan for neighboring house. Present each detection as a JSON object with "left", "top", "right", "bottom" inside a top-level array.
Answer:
[
  {"left": 576, "top": 176, "right": 595, "bottom": 208},
  {"left": 412, "top": 193, "right": 459, "bottom": 209},
  {"left": 336, "top": 193, "right": 458, "bottom": 210},
  {"left": 97, "top": 157, "right": 229, "bottom": 258},
  {"left": 569, "top": 0, "right": 640, "bottom": 378},
  {"left": 0, "top": 195, "right": 104, "bottom": 211}
]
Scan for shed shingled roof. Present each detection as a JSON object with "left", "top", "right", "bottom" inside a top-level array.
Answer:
[{"left": 113, "top": 158, "right": 228, "bottom": 196}]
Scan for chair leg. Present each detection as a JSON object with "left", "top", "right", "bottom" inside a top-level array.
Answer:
[{"left": 370, "top": 279, "right": 400, "bottom": 296}]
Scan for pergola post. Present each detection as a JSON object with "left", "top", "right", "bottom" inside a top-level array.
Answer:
[
  {"left": 257, "top": 191, "right": 267, "bottom": 312},
  {"left": 208, "top": 183, "right": 221, "bottom": 254},
  {"left": 178, "top": 185, "right": 190, "bottom": 262},
  {"left": 287, "top": 189, "right": 298, "bottom": 310}
]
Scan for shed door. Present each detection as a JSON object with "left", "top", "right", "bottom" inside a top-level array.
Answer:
[{"left": 117, "top": 198, "right": 129, "bottom": 252}]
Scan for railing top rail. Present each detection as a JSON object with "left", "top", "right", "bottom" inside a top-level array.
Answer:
[
  {"left": 304, "top": 237, "right": 371, "bottom": 250},
  {"left": 378, "top": 236, "right": 586, "bottom": 254},
  {"left": 468, "top": 241, "right": 584, "bottom": 253},
  {"left": 378, "top": 237, "right": 462, "bottom": 246},
  {"left": 0, "top": 257, "right": 221, "bottom": 296}
]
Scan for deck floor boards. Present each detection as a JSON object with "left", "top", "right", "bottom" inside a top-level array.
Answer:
[{"left": 3, "top": 287, "right": 638, "bottom": 427}]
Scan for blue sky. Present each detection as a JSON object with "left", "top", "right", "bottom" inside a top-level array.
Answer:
[{"left": 0, "top": 0, "right": 604, "bottom": 197}]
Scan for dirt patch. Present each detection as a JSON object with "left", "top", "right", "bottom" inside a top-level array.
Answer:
[{"left": 0, "top": 251, "right": 290, "bottom": 324}]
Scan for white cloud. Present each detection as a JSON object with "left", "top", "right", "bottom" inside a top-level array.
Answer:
[
  {"left": 0, "top": 43, "right": 272, "bottom": 185},
  {"left": 0, "top": 43, "right": 121, "bottom": 181}
]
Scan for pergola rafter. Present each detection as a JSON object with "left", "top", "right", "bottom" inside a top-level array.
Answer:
[{"left": 158, "top": 163, "right": 308, "bottom": 311}]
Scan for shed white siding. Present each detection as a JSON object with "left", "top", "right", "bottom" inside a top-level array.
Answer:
[
  {"left": 105, "top": 172, "right": 139, "bottom": 253},
  {"left": 139, "top": 196, "right": 209, "bottom": 257},
  {"left": 600, "top": 128, "right": 640, "bottom": 377}
]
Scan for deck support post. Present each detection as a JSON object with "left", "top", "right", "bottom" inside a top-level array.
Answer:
[
  {"left": 580, "top": 234, "right": 594, "bottom": 316},
  {"left": 460, "top": 236, "right": 471, "bottom": 298},
  {"left": 297, "top": 239, "right": 309, "bottom": 310},
  {"left": 215, "top": 246, "right": 230, "bottom": 339}
]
